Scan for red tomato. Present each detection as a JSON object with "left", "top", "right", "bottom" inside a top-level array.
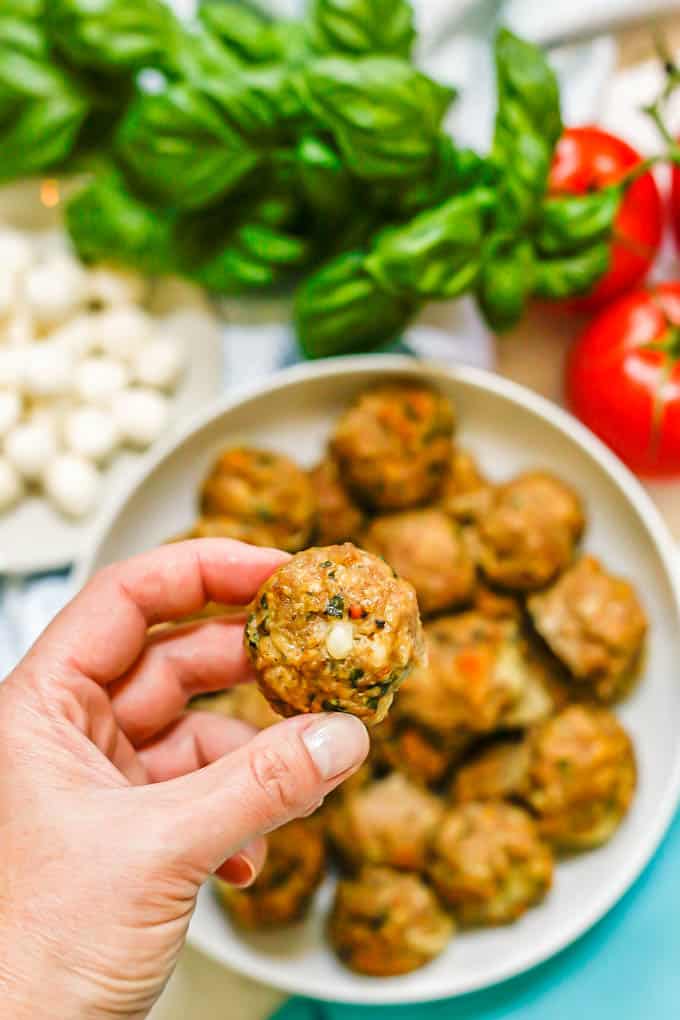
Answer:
[
  {"left": 567, "top": 282, "right": 680, "bottom": 477},
  {"left": 549, "top": 127, "right": 663, "bottom": 310}
]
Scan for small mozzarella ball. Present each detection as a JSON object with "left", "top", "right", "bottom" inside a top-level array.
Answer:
[
  {"left": 0, "top": 456, "right": 23, "bottom": 512},
  {"left": 91, "top": 307, "right": 154, "bottom": 361},
  {"left": 43, "top": 453, "right": 100, "bottom": 518},
  {"left": 0, "top": 348, "right": 27, "bottom": 387},
  {"left": 63, "top": 406, "right": 119, "bottom": 463},
  {"left": 75, "top": 357, "right": 128, "bottom": 404},
  {"left": 46, "top": 315, "right": 95, "bottom": 359},
  {"left": 4, "top": 420, "right": 58, "bottom": 481},
  {"left": 0, "top": 390, "right": 22, "bottom": 436},
  {"left": 24, "top": 343, "right": 74, "bottom": 397},
  {"left": 3, "top": 306, "right": 34, "bottom": 347},
  {"left": 24, "top": 255, "right": 88, "bottom": 327},
  {"left": 112, "top": 387, "right": 169, "bottom": 448},
  {"left": 87, "top": 267, "right": 147, "bottom": 309},
  {"left": 0, "top": 230, "right": 33, "bottom": 278},
  {"left": 132, "top": 336, "right": 185, "bottom": 390}
]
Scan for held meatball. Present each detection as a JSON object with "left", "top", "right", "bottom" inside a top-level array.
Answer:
[
  {"left": 328, "top": 866, "right": 454, "bottom": 976},
  {"left": 214, "top": 818, "right": 325, "bottom": 929},
  {"left": 245, "top": 544, "right": 424, "bottom": 726},
  {"left": 396, "top": 613, "right": 550, "bottom": 737},
  {"left": 524, "top": 704, "right": 637, "bottom": 851},
  {"left": 427, "top": 802, "right": 553, "bottom": 927},
  {"left": 308, "top": 455, "right": 365, "bottom": 545},
  {"left": 331, "top": 382, "right": 455, "bottom": 510},
  {"left": 527, "top": 556, "right": 647, "bottom": 702},
  {"left": 326, "top": 771, "right": 444, "bottom": 872},
  {"left": 190, "top": 683, "right": 282, "bottom": 730},
  {"left": 362, "top": 509, "right": 475, "bottom": 616},
  {"left": 199, "top": 446, "right": 317, "bottom": 552},
  {"left": 475, "top": 472, "right": 585, "bottom": 590}
]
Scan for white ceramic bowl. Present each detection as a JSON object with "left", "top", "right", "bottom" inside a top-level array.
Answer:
[{"left": 77, "top": 356, "right": 680, "bottom": 1006}]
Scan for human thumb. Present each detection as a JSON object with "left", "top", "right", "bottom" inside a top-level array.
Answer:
[{"left": 145, "top": 712, "right": 369, "bottom": 877}]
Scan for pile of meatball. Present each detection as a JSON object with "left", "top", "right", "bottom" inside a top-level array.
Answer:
[{"left": 188, "top": 379, "right": 647, "bottom": 978}]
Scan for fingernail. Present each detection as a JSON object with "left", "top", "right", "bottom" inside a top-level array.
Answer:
[
  {"left": 220, "top": 853, "right": 256, "bottom": 888},
  {"left": 302, "top": 714, "right": 368, "bottom": 780}
]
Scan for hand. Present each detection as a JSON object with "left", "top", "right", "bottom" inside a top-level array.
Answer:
[{"left": 0, "top": 540, "right": 369, "bottom": 1020}]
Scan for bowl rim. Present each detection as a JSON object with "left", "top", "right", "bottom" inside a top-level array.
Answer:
[{"left": 75, "top": 354, "right": 680, "bottom": 1004}]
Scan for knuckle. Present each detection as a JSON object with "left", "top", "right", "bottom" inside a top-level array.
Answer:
[{"left": 248, "top": 743, "right": 303, "bottom": 816}]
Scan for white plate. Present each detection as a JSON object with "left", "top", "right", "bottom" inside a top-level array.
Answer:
[{"left": 77, "top": 356, "right": 680, "bottom": 1006}]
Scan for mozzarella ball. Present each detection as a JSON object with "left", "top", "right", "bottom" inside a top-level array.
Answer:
[
  {"left": 0, "top": 230, "right": 33, "bottom": 278},
  {"left": 0, "top": 456, "right": 23, "bottom": 512},
  {"left": 87, "top": 267, "right": 147, "bottom": 309},
  {"left": 46, "top": 315, "right": 95, "bottom": 359},
  {"left": 24, "top": 343, "right": 74, "bottom": 397},
  {"left": 4, "top": 420, "right": 58, "bottom": 480},
  {"left": 24, "top": 255, "right": 88, "bottom": 327},
  {"left": 75, "top": 357, "right": 128, "bottom": 404},
  {"left": 43, "top": 453, "right": 100, "bottom": 518},
  {"left": 132, "top": 337, "right": 185, "bottom": 390},
  {"left": 63, "top": 406, "right": 119, "bottom": 463},
  {"left": 0, "top": 348, "right": 26, "bottom": 388},
  {"left": 0, "top": 390, "right": 22, "bottom": 436},
  {"left": 91, "top": 307, "right": 154, "bottom": 361},
  {"left": 112, "top": 388, "right": 169, "bottom": 448}
]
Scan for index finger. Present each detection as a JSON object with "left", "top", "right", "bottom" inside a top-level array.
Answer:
[{"left": 30, "top": 540, "right": 289, "bottom": 685}]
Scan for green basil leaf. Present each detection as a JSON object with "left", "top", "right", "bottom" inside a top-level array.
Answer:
[
  {"left": 535, "top": 184, "right": 622, "bottom": 255},
  {"left": 45, "top": 0, "right": 177, "bottom": 72},
  {"left": 384, "top": 139, "right": 498, "bottom": 219},
  {"left": 193, "top": 223, "right": 308, "bottom": 293},
  {"left": 492, "top": 28, "right": 562, "bottom": 230},
  {"left": 204, "top": 64, "right": 304, "bottom": 139},
  {"left": 532, "top": 243, "right": 610, "bottom": 300},
  {"left": 115, "top": 82, "right": 260, "bottom": 210},
  {"left": 66, "top": 170, "right": 177, "bottom": 273},
  {"left": 364, "top": 187, "right": 496, "bottom": 299},
  {"left": 0, "top": 13, "right": 63, "bottom": 109},
  {"left": 308, "top": 0, "right": 415, "bottom": 59},
  {"left": 198, "top": 1, "right": 284, "bottom": 64},
  {"left": 296, "top": 134, "right": 357, "bottom": 224},
  {"left": 477, "top": 237, "right": 534, "bottom": 332},
  {"left": 295, "top": 251, "right": 417, "bottom": 358},
  {"left": 297, "top": 56, "right": 455, "bottom": 180},
  {"left": 0, "top": 75, "right": 89, "bottom": 182}
]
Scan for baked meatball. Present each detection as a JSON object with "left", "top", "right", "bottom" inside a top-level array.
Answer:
[
  {"left": 329, "top": 866, "right": 454, "bottom": 976},
  {"left": 190, "top": 683, "right": 282, "bottom": 730},
  {"left": 428, "top": 802, "right": 553, "bottom": 926},
  {"left": 524, "top": 704, "right": 637, "bottom": 851},
  {"left": 396, "top": 613, "right": 550, "bottom": 737},
  {"left": 331, "top": 382, "right": 455, "bottom": 510},
  {"left": 214, "top": 819, "right": 325, "bottom": 929},
  {"left": 362, "top": 509, "right": 476, "bottom": 616},
  {"left": 527, "top": 556, "right": 647, "bottom": 702},
  {"left": 371, "top": 715, "right": 467, "bottom": 787},
  {"left": 475, "top": 472, "right": 585, "bottom": 590},
  {"left": 452, "top": 738, "right": 532, "bottom": 804},
  {"left": 326, "top": 772, "right": 444, "bottom": 873},
  {"left": 245, "top": 544, "right": 424, "bottom": 725},
  {"left": 439, "top": 447, "right": 492, "bottom": 521},
  {"left": 308, "top": 455, "right": 365, "bottom": 545},
  {"left": 199, "top": 446, "right": 317, "bottom": 552}
]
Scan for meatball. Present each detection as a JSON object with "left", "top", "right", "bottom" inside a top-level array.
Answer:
[
  {"left": 452, "top": 739, "right": 532, "bottom": 804},
  {"left": 245, "top": 544, "right": 424, "bottom": 726},
  {"left": 199, "top": 446, "right": 317, "bottom": 552},
  {"left": 524, "top": 704, "right": 637, "bottom": 850},
  {"left": 527, "top": 556, "right": 647, "bottom": 702},
  {"left": 328, "top": 866, "right": 454, "bottom": 976},
  {"left": 362, "top": 509, "right": 475, "bottom": 616},
  {"left": 308, "top": 455, "right": 365, "bottom": 545},
  {"left": 214, "top": 818, "right": 325, "bottom": 929},
  {"left": 326, "top": 772, "right": 444, "bottom": 872},
  {"left": 427, "top": 802, "right": 553, "bottom": 926},
  {"left": 331, "top": 382, "right": 455, "bottom": 510},
  {"left": 439, "top": 447, "right": 492, "bottom": 521},
  {"left": 475, "top": 472, "right": 585, "bottom": 590},
  {"left": 396, "top": 613, "right": 549, "bottom": 737},
  {"left": 190, "top": 683, "right": 282, "bottom": 730},
  {"left": 371, "top": 715, "right": 467, "bottom": 787}
]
